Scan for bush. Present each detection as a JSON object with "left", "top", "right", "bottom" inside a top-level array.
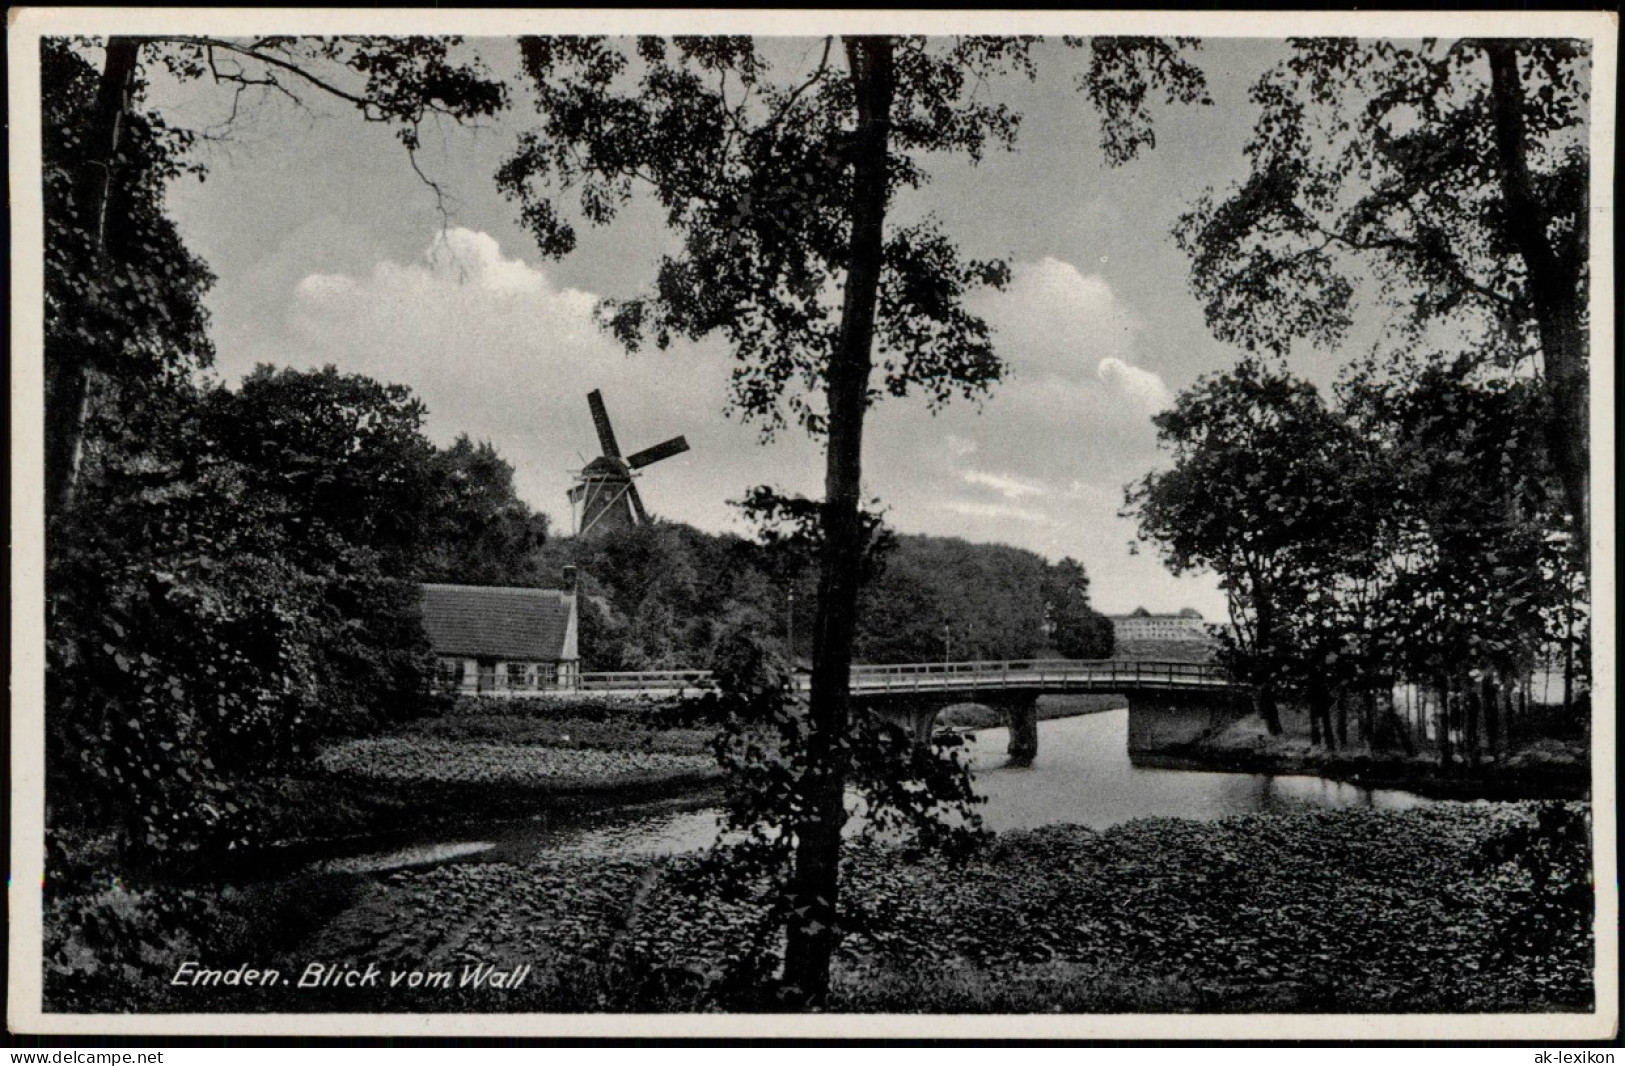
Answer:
[
  {"left": 44, "top": 868, "right": 364, "bottom": 1013},
  {"left": 1474, "top": 802, "right": 1593, "bottom": 973},
  {"left": 403, "top": 714, "right": 711, "bottom": 754},
  {"left": 444, "top": 693, "right": 677, "bottom": 723}
]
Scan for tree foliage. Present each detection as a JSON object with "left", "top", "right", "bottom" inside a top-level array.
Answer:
[
  {"left": 48, "top": 367, "right": 449, "bottom": 863},
  {"left": 1126, "top": 358, "right": 1361, "bottom": 734},
  {"left": 498, "top": 36, "right": 1031, "bottom": 436},
  {"left": 1175, "top": 37, "right": 1591, "bottom": 547},
  {"left": 530, "top": 511, "right": 1105, "bottom": 674},
  {"left": 43, "top": 35, "right": 513, "bottom": 865},
  {"left": 45, "top": 35, "right": 507, "bottom": 519},
  {"left": 1044, "top": 556, "right": 1116, "bottom": 660},
  {"left": 1128, "top": 352, "right": 1583, "bottom": 758},
  {"left": 419, "top": 436, "right": 551, "bottom": 586}
]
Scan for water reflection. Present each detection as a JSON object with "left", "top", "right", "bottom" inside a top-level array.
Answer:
[
  {"left": 332, "top": 707, "right": 1449, "bottom": 872},
  {"left": 316, "top": 840, "right": 496, "bottom": 874},
  {"left": 481, "top": 802, "right": 726, "bottom": 865},
  {"left": 964, "top": 709, "right": 1437, "bottom": 834}
]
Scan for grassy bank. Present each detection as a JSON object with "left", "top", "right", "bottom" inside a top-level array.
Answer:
[
  {"left": 1153, "top": 705, "right": 1589, "bottom": 801},
  {"left": 211, "top": 706, "right": 719, "bottom": 869},
  {"left": 50, "top": 803, "right": 1592, "bottom": 1014}
]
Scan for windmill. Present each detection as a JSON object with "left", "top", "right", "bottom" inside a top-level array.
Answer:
[{"left": 568, "top": 389, "right": 690, "bottom": 536}]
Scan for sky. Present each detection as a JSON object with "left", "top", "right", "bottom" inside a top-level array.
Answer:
[{"left": 143, "top": 37, "right": 1321, "bottom": 619}]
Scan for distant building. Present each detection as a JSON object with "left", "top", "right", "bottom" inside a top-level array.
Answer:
[
  {"left": 420, "top": 569, "right": 580, "bottom": 694},
  {"left": 1108, "top": 607, "right": 1211, "bottom": 643}
]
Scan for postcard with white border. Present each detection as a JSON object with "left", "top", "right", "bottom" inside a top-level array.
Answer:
[{"left": 8, "top": 7, "right": 1617, "bottom": 1041}]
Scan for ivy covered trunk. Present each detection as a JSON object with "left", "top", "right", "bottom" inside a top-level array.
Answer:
[
  {"left": 782, "top": 35, "right": 894, "bottom": 1008},
  {"left": 1484, "top": 42, "right": 1589, "bottom": 557},
  {"left": 47, "top": 35, "right": 140, "bottom": 520}
]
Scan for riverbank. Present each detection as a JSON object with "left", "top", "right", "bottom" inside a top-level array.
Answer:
[
  {"left": 1141, "top": 709, "right": 1589, "bottom": 802},
  {"left": 51, "top": 802, "right": 1591, "bottom": 1014},
  {"left": 192, "top": 709, "right": 722, "bottom": 873}
]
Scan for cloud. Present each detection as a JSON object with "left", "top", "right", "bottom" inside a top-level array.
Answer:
[
  {"left": 1096, "top": 356, "right": 1173, "bottom": 415},
  {"left": 975, "top": 256, "right": 1142, "bottom": 381},
  {"left": 227, "top": 228, "right": 827, "bottom": 534},
  {"left": 859, "top": 257, "right": 1215, "bottom": 614},
  {"left": 217, "top": 237, "right": 1221, "bottom": 617},
  {"left": 962, "top": 469, "right": 1046, "bottom": 499},
  {"left": 935, "top": 499, "right": 1049, "bottom": 524}
]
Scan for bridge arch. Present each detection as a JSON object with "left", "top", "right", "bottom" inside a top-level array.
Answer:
[
  {"left": 572, "top": 660, "right": 1250, "bottom": 766},
  {"left": 842, "top": 659, "right": 1250, "bottom": 765}
]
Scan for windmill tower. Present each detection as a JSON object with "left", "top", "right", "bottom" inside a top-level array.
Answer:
[{"left": 568, "top": 389, "right": 690, "bottom": 536}]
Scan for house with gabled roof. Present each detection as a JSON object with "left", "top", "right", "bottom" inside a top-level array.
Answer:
[{"left": 420, "top": 568, "right": 580, "bottom": 694}]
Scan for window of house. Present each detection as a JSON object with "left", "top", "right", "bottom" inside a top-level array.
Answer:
[
  {"left": 506, "top": 662, "right": 531, "bottom": 690},
  {"left": 534, "top": 663, "right": 558, "bottom": 688},
  {"left": 436, "top": 659, "right": 464, "bottom": 691}
]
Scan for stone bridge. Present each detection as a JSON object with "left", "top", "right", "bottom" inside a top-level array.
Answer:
[{"left": 577, "top": 659, "right": 1252, "bottom": 764}]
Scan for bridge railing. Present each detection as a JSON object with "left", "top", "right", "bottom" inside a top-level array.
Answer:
[
  {"left": 847, "top": 658, "right": 1229, "bottom": 691},
  {"left": 578, "top": 669, "right": 715, "bottom": 692},
  {"left": 575, "top": 659, "right": 1233, "bottom": 695}
]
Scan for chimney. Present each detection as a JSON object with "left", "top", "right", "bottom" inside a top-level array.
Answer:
[{"left": 562, "top": 565, "right": 578, "bottom": 596}]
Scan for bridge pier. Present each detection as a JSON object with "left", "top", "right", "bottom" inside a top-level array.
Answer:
[
  {"left": 866, "top": 699, "right": 943, "bottom": 740},
  {"left": 865, "top": 692, "right": 1043, "bottom": 765},
  {"left": 1126, "top": 686, "right": 1254, "bottom": 756},
  {"left": 992, "top": 694, "right": 1039, "bottom": 766}
]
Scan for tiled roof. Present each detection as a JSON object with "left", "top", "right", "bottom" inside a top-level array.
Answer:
[{"left": 420, "top": 584, "right": 573, "bottom": 661}]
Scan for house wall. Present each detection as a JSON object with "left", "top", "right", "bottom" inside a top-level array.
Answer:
[
  {"left": 437, "top": 656, "right": 579, "bottom": 695},
  {"left": 435, "top": 657, "right": 480, "bottom": 693}
]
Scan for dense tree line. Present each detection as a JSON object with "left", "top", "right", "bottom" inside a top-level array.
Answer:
[
  {"left": 1126, "top": 355, "right": 1585, "bottom": 764},
  {"left": 49, "top": 360, "right": 548, "bottom": 861},
  {"left": 529, "top": 522, "right": 1111, "bottom": 672}
]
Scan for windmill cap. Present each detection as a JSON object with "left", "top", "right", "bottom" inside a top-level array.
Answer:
[{"left": 582, "top": 456, "right": 630, "bottom": 477}]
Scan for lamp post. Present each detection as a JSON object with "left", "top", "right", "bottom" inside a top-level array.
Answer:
[{"left": 943, "top": 622, "right": 952, "bottom": 665}]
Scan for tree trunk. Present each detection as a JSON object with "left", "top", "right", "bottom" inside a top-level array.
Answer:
[
  {"left": 1484, "top": 42, "right": 1589, "bottom": 557},
  {"left": 1308, "top": 674, "right": 1334, "bottom": 751},
  {"left": 47, "top": 36, "right": 142, "bottom": 521},
  {"left": 1561, "top": 592, "right": 1576, "bottom": 715},
  {"left": 1386, "top": 694, "right": 1416, "bottom": 757},
  {"left": 1251, "top": 592, "right": 1283, "bottom": 736},
  {"left": 1482, "top": 674, "right": 1500, "bottom": 760},
  {"left": 1361, "top": 687, "right": 1377, "bottom": 748},
  {"left": 1464, "top": 680, "right": 1481, "bottom": 766},
  {"left": 1436, "top": 675, "right": 1453, "bottom": 768},
  {"left": 781, "top": 36, "right": 894, "bottom": 1010},
  {"left": 1254, "top": 681, "right": 1283, "bottom": 737}
]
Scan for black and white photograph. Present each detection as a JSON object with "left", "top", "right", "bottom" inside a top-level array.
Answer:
[{"left": 8, "top": 9, "right": 1616, "bottom": 1040}]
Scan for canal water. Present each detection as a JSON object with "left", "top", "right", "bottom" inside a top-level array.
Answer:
[{"left": 323, "top": 705, "right": 1453, "bottom": 874}]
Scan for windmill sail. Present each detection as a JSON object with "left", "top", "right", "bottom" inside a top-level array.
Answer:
[
  {"left": 626, "top": 436, "right": 690, "bottom": 469},
  {"left": 587, "top": 389, "right": 622, "bottom": 458},
  {"left": 627, "top": 482, "right": 651, "bottom": 524}
]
